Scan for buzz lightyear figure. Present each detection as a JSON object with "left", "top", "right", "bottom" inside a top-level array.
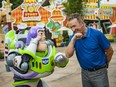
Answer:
[{"left": 5, "top": 25, "right": 68, "bottom": 87}]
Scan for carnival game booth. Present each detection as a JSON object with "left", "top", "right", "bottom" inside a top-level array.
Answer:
[
  {"left": 0, "top": 0, "right": 12, "bottom": 51},
  {"left": 83, "top": 2, "right": 116, "bottom": 42}
]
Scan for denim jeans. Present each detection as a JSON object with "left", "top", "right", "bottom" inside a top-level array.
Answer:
[{"left": 81, "top": 68, "right": 109, "bottom": 87}]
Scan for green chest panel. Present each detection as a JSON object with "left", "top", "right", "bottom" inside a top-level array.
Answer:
[{"left": 29, "top": 46, "right": 56, "bottom": 74}]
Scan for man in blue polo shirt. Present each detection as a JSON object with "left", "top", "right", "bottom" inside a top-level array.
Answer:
[{"left": 65, "top": 13, "right": 114, "bottom": 87}]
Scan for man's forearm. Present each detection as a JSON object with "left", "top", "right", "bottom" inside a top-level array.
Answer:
[
  {"left": 65, "top": 39, "right": 75, "bottom": 58},
  {"left": 105, "top": 46, "right": 114, "bottom": 64}
]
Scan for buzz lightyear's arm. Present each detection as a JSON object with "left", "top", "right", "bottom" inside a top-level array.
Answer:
[
  {"left": 23, "top": 30, "right": 48, "bottom": 57},
  {"left": 25, "top": 37, "right": 39, "bottom": 55}
]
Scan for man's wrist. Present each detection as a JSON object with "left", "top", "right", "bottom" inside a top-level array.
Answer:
[{"left": 71, "top": 38, "right": 76, "bottom": 44}]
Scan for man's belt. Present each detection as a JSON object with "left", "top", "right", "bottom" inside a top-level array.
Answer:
[{"left": 84, "top": 64, "right": 107, "bottom": 72}]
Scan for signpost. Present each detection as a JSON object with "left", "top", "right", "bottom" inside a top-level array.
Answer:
[{"left": 97, "top": 0, "right": 101, "bottom": 29}]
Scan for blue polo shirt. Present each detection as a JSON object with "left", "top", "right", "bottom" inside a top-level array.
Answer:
[{"left": 70, "top": 27, "right": 110, "bottom": 69}]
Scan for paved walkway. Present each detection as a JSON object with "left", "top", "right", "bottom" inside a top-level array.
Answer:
[{"left": 0, "top": 42, "right": 116, "bottom": 87}]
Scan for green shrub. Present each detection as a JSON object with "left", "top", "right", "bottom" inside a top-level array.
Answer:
[
  {"left": 0, "top": 51, "right": 4, "bottom": 59},
  {"left": 63, "top": 31, "right": 69, "bottom": 46}
]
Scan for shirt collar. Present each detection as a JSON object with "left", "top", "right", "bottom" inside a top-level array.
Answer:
[{"left": 84, "top": 27, "right": 91, "bottom": 38}]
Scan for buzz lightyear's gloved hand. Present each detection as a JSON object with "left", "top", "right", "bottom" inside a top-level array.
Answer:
[
  {"left": 15, "top": 41, "right": 25, "bottom": 49},
  {"left": 54, "top": 52, "right": 69, "bottom": 67}
]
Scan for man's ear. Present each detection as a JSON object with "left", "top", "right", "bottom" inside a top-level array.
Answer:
[{"left": 81, "top": 21, "right": 85, "bottom": 27}]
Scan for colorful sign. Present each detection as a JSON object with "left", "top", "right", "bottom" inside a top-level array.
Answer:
[
  {"left": 21, "top": 0, "right": 40, "bottom": 21},
  {"left": 83, "top": 8, "right": 112, "bottom": 16},
  {"left": 83, "top": 5, "right": 114, "bottom": 20}
]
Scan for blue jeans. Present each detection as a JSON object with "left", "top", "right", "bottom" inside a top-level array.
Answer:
[{"left": 81, "top": 68, "right": 109, "bottom": 87}]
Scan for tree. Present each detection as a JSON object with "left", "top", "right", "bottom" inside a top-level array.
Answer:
[
  {"left": 0, "top": 0, "right": 23, "bottom": 10},
  {"left": 10, "top": 0, "right": 23, "bottom": 10},
  {"left": 62, "top": 0, "right": 85, "bottom": 16}
]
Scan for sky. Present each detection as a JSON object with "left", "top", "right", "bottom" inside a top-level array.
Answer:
[{"left": 101, "top": 0, "right": 116, "bottom": 4}]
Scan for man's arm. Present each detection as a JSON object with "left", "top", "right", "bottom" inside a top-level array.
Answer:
[
  {"left": 65, "top": 33, "right": 83, "bottom": 58},
  {"left": 105, "top": 45, "right": 114, "bottom": 65},
  {"left": 65, "top": 39, "right": 75, "bottom": 58}
]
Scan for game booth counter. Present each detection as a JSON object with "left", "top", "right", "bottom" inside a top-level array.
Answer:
[{"left": 107, "top": 24, "right": 116, "bottom": 42}]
